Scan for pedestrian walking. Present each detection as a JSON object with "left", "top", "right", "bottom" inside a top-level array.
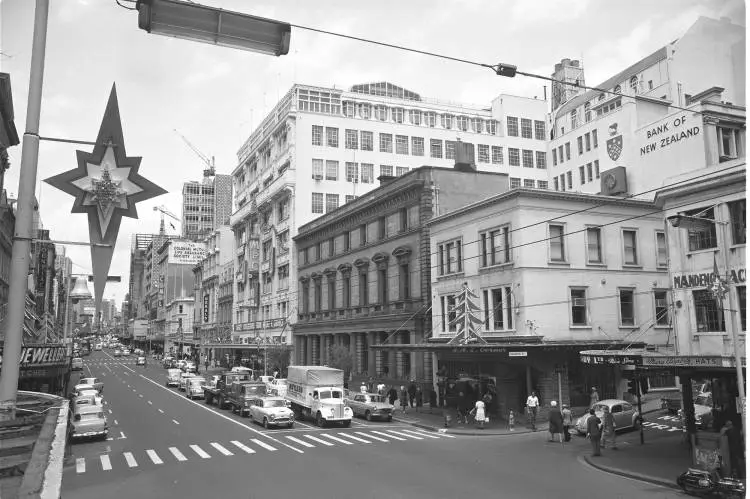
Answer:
[
  {"left": 408, "top": 381, "right": 417, "bottom": 408},
  {"left": 562, "top": 404, "right": 574, "bottom": 442},
  {"left": 428, "top": 387, "right": 437, "bottom": 414},
  {"left": 415, "top": 387, "right": 423, "bottom": 413},
  {"left": 586, "top": 409, "right": 602, "bottom": 456},
  {"left": 399, "top": 386, "right": 409, "bottom": 414},
  {"left": 526, "top": 391, "right": 540, "bottom": 431},
  {"left": 204, "top": 359, "right": 209, "bottom": 373},
  {"left": 548, "top": 401, "right": 563, "bottom": 443},
  {"left": 589, "top": 387, "right": 599, "bottom": 407},
  {"left": 600, "top": 406, "right": 617, "bottom": 450},
  {"left": 507, "top": 409, "right": 515, "bottom": 431},
  {"left": 388, "top": 386, "right": 398, "bottom": 405},
  {"left": 360, "top": 382, "right": 368, "bottom": 394},
  {"left": 471, "top": 398, "right": 487, "bottom": 429}
]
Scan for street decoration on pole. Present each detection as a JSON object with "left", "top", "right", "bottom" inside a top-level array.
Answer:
[
  {"left": 45, "top": 84, "right": 166, "bottom": 322},
  {"left": 447, "top": 283, "right": 487, "bottom": 346}
]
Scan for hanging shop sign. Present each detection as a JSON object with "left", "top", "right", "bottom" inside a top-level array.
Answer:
[
  {"left": 203, "top": 294, "right": 210, "bottom": 323},
  {"left": 509, "top": 351, "right": 528, "bottom": 357},
  {"left": 673, "top": 268, "right": 746, "bottom": 289},
  {"left": 580, "top": 352, "right": 642, "bottom": 366},
  {"left": 641, "top": 356, "right": 724, "bottom": 368}
]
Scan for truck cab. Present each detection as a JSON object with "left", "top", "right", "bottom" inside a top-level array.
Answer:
[
  {"left": 227, "top": 381, "right": 267, "bottom": 417},
  {"left": 284, "top": 366, "right": 353, "bottom": 428},
  {"left": 204, "top": 372, "right": 253, "bottom": 408}
]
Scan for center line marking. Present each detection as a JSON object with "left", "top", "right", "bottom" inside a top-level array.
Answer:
[
  {"left": 100, "top": 455, "right": 112, "bottom": 471},
  {"left": 123, "top": 452, "right": 138, "bottom": 468},
  {"left": 172, "top": 419, "right": 180, "bottom": 425},
  {"left": 169, "top": 447, "right": 187, "bottom": 461}
]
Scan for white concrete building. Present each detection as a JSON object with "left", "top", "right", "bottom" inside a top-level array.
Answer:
[{"left": 229, "top": 82, "right": 550, "bottom": 351}]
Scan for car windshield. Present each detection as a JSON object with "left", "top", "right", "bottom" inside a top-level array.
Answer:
[
  {"left": 319, "top": 390, "right": 342, "bottom": 400},
  {"left": 190, "top": 379, "right": 205, "bottom": 386},
  {"left": 274, "top": 379, "right": 287, "bottom": 385},
  {"left": 264, "top": 400, "right": 286, "bottom": 408},
  {"left": 367, "top": 395, "right": 386, "bottom": 403},
  {"left": 592, "top": 404, "right": 608, "bottom": 412}
]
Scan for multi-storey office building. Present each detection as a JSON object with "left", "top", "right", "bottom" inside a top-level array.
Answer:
[
  {"left": 547, "top": 16, "right": 744, "bottom": 196},
  {"left": 182, "top": 173, "right": 232, "bottom": 241},
  {"left": 294, "top": 166, "right": 509, "bottom": 385},
  {"left": 422, "top": 188, "right": 671, "bottom": 415},
  {"left": 230, "top": 82, "right": 549, "bottom": 352}
]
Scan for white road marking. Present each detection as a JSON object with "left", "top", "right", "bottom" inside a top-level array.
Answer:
[
  {"left": 338, "top": 432, "right": 370, "bottom": 443},
  {"left": 251, "top": 439, "right": 277, "bottom": 451},
  {"left": 172, "top": 419, "right": 180, "bottom": 425},
  {"left": 158, "top": 409, "right": 164, "bottom": 414},
  {"left": 147, "top": 401, "right": 153, "bottom": 405},
  {"left": 356, "top": 431, "right": 388, "bottom": 442},
  {"left": 668, "top": 426, "right": 682, "bottom": 432},
  {"left": 302, "top": 434, "right": 334, "bottom": 446},
  {"left": 291, "top": 419, "right": 316, "bottom": 429},
  {"left": 100, "top": 455, "right": 112, "bottom": 471},
  {"left": 210, "top": 442, "right": 234, "bottom": 456},
  {"left": 403, "top": 429, "right": 439, "bottom": 439},
  {"left": 113, "top": 419, "right": 118, "bottom": 425},
  {"left": 139, "top": 394, "right": 144, "bottom": 398},
  {"left": 119, "top": 431, "right": 126, "bottom": 439},
  {"left": 386, "top": 429, "right": 422, "bottom": 440},
  {"left": 76, "top": 458, "right": 86, "bottom": 474},
  {"left": 107, "top": 409, "right": 112, "bottom": 414},
  {"left": 123, "top": 452, "right": 138, "bottom": 468},
  {"left": 146, "top": 449, "right": 163, "bottom": 464},
  {"left": 420, "top": 429, "right": 455, "bottom": 438},
  {"left": 169, "top": 447, "right": 187, "bottom": 461},
  {"left": 190, "top": 444, "right": 211, "bottom": 459},
  {"left": 318, "top": 433, "right": 353, "bottom": 445},
  {"left": 286, "top": 436, "right": 315, "bottom": 448},
  {"left": 372, "top": 430, "right": 405, "bottom": 441},
  {"left": 231, "top": 441, "right": 255, "bottom": 454}
]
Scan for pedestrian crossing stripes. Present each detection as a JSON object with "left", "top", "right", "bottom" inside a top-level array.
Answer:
[{"left": 70, "top": 429, "right": 452, "bottom": 475}]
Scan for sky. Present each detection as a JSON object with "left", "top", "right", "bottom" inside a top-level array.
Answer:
[{"left": 0, "top": 0, "right": 745, "bottom": 308}]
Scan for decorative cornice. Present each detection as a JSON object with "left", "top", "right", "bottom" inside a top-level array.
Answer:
[
  {"left": 311, "top": 271, "right": 323, "bottom": 282},
  {"left": 392, "top": 245, "right": 413, "bottom": 264},
  {"left": 298, "top": 273, "right": 310, "bottom": 283},
  {"left": 371, "top": 252, "right": 390, "bottom": 269},
  {"left": 323, "top": 267, "right": 337, "bottom": 277},
  {"left": 353, "top": 258, "right": 370, "bottom": 269},
  {"left": 337, "top": 262, "right": 353, "bottom": 275}
]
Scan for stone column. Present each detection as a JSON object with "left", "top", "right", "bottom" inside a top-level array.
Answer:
[
  {"left": 409, "top": 330, "right": 418, "bottom": 381},
  {"left": 305, "top": 336, "right": 312, "bottom": 365},
  {"left": 367, "top": 332, "right": 377, "bottom": 377},
  {"left": 422, "top": 351, "right": 432, "bottom": 384},
  {"left": 526, "top": 363, "right": 532, "bottom": 395},
  {"left": 395, "top": 331, "right": 405, "bottom": 379},
  {"left": 375, "top": 333, "right": 383, "bottom": 376},
  {"left": 311, "top": 335, "right": 320, "bottom": 365},
  {"left": 355, "top": 333, "right": 364, "bottom": 375}
]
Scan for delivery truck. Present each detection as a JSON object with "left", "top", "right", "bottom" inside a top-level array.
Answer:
[{"left": 284, "top": 366, "right": 353, "bottom": 427}]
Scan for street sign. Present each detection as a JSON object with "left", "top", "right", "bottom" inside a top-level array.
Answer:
[{"left": 509, "top": 351, "right": 527, "bottom": 357}]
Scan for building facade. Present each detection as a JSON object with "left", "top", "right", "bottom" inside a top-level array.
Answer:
[
  {"left": 230, "top": 82, "right": 550, "bottom": 353},
  {"left": 182, "top": 173, "right": 232, "bottom": 241},
  {"left": 294, "top": 166, "right": 510, "bottom": 385}
]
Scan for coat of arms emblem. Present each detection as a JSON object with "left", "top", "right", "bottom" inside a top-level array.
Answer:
[{"left": 606, "top": 123, "right": 623, "bottom": 161}]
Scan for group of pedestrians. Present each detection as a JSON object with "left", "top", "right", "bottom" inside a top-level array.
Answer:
[
  {"left": 370, "top": 381, "right": 438, "bottom": 415},
  {"left": 586, "top": 405, "right": 617, "bottom": 456}
]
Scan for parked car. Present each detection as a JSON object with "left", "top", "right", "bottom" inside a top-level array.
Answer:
[
  {"left": 258, "top": 375, "right": 274, "bottom": 384},
  {"left": 679, "top": 393, "right": 715, "bottom": 430},
  {"left": 78, "top": 377, "right": 103, "bottom": 394},
  {"left": 72, "top": 394, "right": 102, "bottom": 408},
  {"left": 162, "top": 356, "right": 174, "bottom": 369},
  {"left": 71, "top": 357, "right": 84, "bottom": 371},
  {"left": 345, "top": 393, "right": 394, "bottom": 422},
  {"left": 72, "top": 387, "right": 102, "bottom": 405},
  {"left": 136, "top": 356, "right": 146, "bottom": 366},
  {"left": 183, "top": 362, "right": 197, "bottom": 373},
  {"left": 267, "top": 378, "right": 288, "bottom": 397},
  {"left": 248, "top": 396, "right": 294, "bottom": 429},
  {"left": 230, "top": 366, "right": 253, "bottom": 374},
  {"left": 575, "top": 399, "right": 641, "bottom": 435},
  {"left": 186, "top": 377, "right": 207, "bottom": 400},
  {"left": 70, "top": 403, "right": 108, "bottom": 440},
  {"left": 166, "top": 368, "right": 182, "bottom": 387},
  {"left": 179, "top": 372, "right": 196, "bottom": 391},
  {"left": 113, "top": 350, "right": 121, "bottom": 357}
]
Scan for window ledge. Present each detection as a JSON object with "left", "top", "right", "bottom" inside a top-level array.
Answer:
[
  {"left": 479, "top": 262, "right": 514, "bottom": 271},
  {"left": 569, "top": 325, "right": 593, "bottom": 329},
  {"left": 653, "top": 325, "right": 672, "bottom": 329},
  {"left": 730, "top": 243, "right": 746, "bottom": 251},
  {"left": 686, "top": 248, "right": 718, "bottom": 257},
  {"left": 548, "top": 261, "right": 571, "bottom": 267},
  {"left": 622, "top": 264, "right": 643, "bottom": 269},
  {"left": 437, "top": 272, "right": 465, "bottom": 280},
  {"left": 585, "top": 262, "right": 607, "bottom": 268}
]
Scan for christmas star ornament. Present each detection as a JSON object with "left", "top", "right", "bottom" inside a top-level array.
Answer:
[{"left": 45, "top": 84, "right": 166, "bottom": 318}]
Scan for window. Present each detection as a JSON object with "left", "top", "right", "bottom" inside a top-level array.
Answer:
[
  {"left": 346, "top": 162, "right": 358, "bottom": 183},
  {"left": 380, "top": 165, "right": 393, "bottom": 177},
  {"left": 358, "top": 103, "right": 371, "bottom": 119},
  {"left": 342, "top": 275, "right": 351, "bottom": 308},
  {"left": 301, "top": 281, "right": 310, "bottom": 313},
  {"left": 537, "top": 180, "right": 548, "bottom": 189},
  {"left": 361, "top": 163, "right": 374, "bottom": 183},
  {"left": 738, "top": 286, "right": 746, "bottom": 331},
  {"left": 328, "top": 276, "right": 336, "bottom": 310},
  {"left": 693, "top": 289, "right": 725, "bottom": 332},
  {"left": 311, "top": 193, "right": 324, "bottom": 213},
  {"left": 478, "top": 145, "right": 490, "bottom": 163},
  {"left": 312, "top": 125, "right": 323, "bottom": 146},
  {"left": 534, "top": 120, "right": 545, "bottom": 140},
  {"left": 277, "top": 229, "right": 289, "bottom": 253},
  {"left": 326, "top": 127, "right": 339, "bottom": 147},
  {"left": 312, "top": 159, "right": 324, "bottom": 179},
  {"left": 395, "top": 135, "right": 409, "bottom": 155},
  {"left": 263, "top": 271, "right": 272, "bottom": 294},
  {"left": 565, "top": 142, "right": 571, "bottom": 161},
  {"left": 508, "top": 148, "right": 520, "bottom": 166},
  {"left": 586, "top": 227, "right": 603, "bottom": 263},
  {"left": 377, "top": 216, "right": 386, "bottom": 239},
  {"left": 549, "top": 224, "right": 566, "bottom": 262},
  {"left": 470, "top": 118, "right": 483, "bottom": 133},
  {"left": 654, "top": 290, "right": 669, "bottom": 326},
  {"left": 314, "top": 242, "right": 322, "bottom": 261},
  {"left": 314, "top": 279, "right": 322, "bottom": 311},
  {"left": 571, "top": 110, "right": 578, "bottom": 130},
  {"left": 594, "top": 160, "right": 600, "bottom": 178},
  {"left": 535, "top": 151, "right": 546, "bottom": 169},
  {"left": 622, "top": 230, "right": 638, "bottom": 265},
  {"left": 686, "top": 207, "right": 717, "bottom": 251},
  {"left": 361, "top": 131, "right": 373, "bottom": 151},
  {"left": 359, "top": 270, "right": 369, "bottom": 306},
  {"left": 425, "top": 111, "right": 436, "bottom": 127},
  {"left": 342, "top": 231, "right": 350, "bottom": 251},
  {"left": 566, "top": 171, "right": 572, "bottom": 189},
  {"left": 262, "top": 239, "right": 272, "bottom": 261},
  {"left": 553, "top": 177, "right": 559, "bottom": 191},
  {"left": 409, "top": 109, "right": 421, "bottom": 125},
  {"left": 343, "top": 101, "right": 355, "bottom": 118},
  {"left": 399, "top": 263, "right": 410, "bottom": 299},
  {"left": 579, "top": 165, "right": 585, "bottom": 184},
  {"left": 614, "top": 84, "right": 622, "bottom": 94},
  {"left": 297, "top": 89, "right": 341, "bottom": 114},
  {"left": 523, "top": 179, "right": 535, "bottom": 188},
  {"left": 396, "top": 166, "right": 409, "bottom": 176},
  {"left": 552, "top": 149, "right": 557, "bottom": 166},
  {"left": 570, "top": 288, "right": 588, "bottom": 325},
  {"left": 441, "top": 114, "right": 453, "bottom": 129},
  {"left": 412, "top": 137, "right": 424, "bottom": 156},
  {"left": 584, "top": 102, "right": 591, "bottom": 122},
  {"left": 375, "top": 105, "right": 388, "bottom": 121},
  {"left": 656, "top": 231, "right": 667, "bottom": 267},
  {"left": 359, "top": 224, "right": 367, "bottom": 246},
  {"left": 392, "top": 107, "right": 404, "bottom": 123},
  {"left": 278, "top": 198, "right": 290, "bottom": 221},
  {"left": 522, "top": 149, "right": 534, "bottom": 168},
  {"left": 441, "top": 295, "right": 457, "bottom": 332},
  {"left": 585, "top": 133, "right": 591, "bottom": 151},
  {"left": 325, "top": 160, "right": 338, "bottom": 180},
  {"left": 325, "top": 194, "right": 339, "bottom": 213},
  {"left": 457, "top": 116, "right": 469, "bottom": 131},
  {"left": 520, "top": 118, "right": 532, "bottom": 138},
  {"left": 729, "top": 199, "right": 746, "bottom": 244},
  {"left": 510, "top": 177, "right": 521, "bottom": 188},
  {"left": 483, "top": 287, "right": 513, "bottom": 331},
  {"left": 630, "top": 76, "right": 639, "bottom": 93},
  {"left": 300, "top": 247, "right": 308, "bottom": 265},
  {"left": 491, "top": 146, "right": 503, "bottom": 164},
  {"left": 430, "top": 139, "right": 443, "bottom": 158},
  {"left": 486, "top": 120, "right": 497, "bottom": 135},
  {"left": 558, "top": 145, "right": 564, "bottom": 163},
  {"left": 345, "top": 194, "right": 356, "bottom": 203},
  {"left": 507, "top": 117, "right": 519, "bottom": 137},
  {"left": 619, "top": 288, "right": 635, "bottom": 326},
  {"left": 559, "top": 175, "right": 566, "bottom": 191},
  {"left": 437, "top": 239, "right": 462, "bottom": 276},
  {"left": 592, "top": 129, "right": 598, "bottom": 148},
  {"left": 445, "top": 141, "right": 456, "bottom": 160},
  {"left": 718, "top": 127, "right": 743, "bottom": 160},
  {"left": 379, "top": 133, "right": 393, "bottom": 153},
  {"left": 586, "top": 163, "right": 593, "bottom": 182},
  {"left": 345, "top": 129, "right": 358, "bottom": 149},
  {"left": 480, "top": 226, "right": 511, "bottom": 267},
  {"left": 399, "top": 207, "right": 408, "bottom": 232}
]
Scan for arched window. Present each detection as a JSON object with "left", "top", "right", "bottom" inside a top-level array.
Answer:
[
  {"left": 614, "top": 85, "right": 622, "bottom": 94},
  {"left": 570, "top": 109, "right": 577, "bottom": 129},
  {"left": 629, "top": 76, "right": 639, "bottom": 94},
  {"left": 584, "top": 102, "right": 591, "bottom": 122}
]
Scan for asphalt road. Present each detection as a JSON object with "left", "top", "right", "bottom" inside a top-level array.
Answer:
[{"left": 62, "top": 351, "right": 683, "bottom": 499}]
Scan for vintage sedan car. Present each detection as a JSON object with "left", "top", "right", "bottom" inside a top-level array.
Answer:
[
  {"left": 679, "top": 393, "right": 715, "bottom": 430},
  {"left": 72, "top": 393, "right": 103, "bottom": 408},
  {"left": 71, "top": 357, "right": 84, "bottom": 371},
  {"left": 186, "top": 377, "right": 207, "bottom": 400},
  {"left": 575, "top": 399, "right": 641, "bottom": 435},
  {"left": 179, "top": 372, "right": 196, "bottom": 391},
  {"left": 166, "top": 368, "right": 182, "bottom": 387},
  {"left": 267, "top": 378, "right": 288, "bottom": 397},
  {"left": 76, "top": 377, "right": 103, "bottom": 394},
  {"left": 70, "top": 403, "right": 108, "bottom": 440},
  {"left": 162, "top": 356, "right": 174, "bottom": 369},
  {"left": 248, "top": 397, "right": 294, "bottom": 429},
  {"left": 136, "top": 356, "right": 146, "bottom": 366},
  {"left": 346, "top": 393, "right": 394, "bottom": 422},
  {"left": 113, "top": 349, "right": 121, "bottom": 357}
]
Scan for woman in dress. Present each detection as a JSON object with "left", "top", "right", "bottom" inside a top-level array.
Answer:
[{"left": 473, "top": 398, "right": 487, "bottom": 429}]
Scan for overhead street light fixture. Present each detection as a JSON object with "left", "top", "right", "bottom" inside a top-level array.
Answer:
[
  {"left": 135, "top": 0, "right": 291, "bottom": 56},
  {"left": 667, "top": 214, "right": 727, "bottom": 230}
]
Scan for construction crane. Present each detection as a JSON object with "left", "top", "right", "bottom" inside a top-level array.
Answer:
[
  {"left": 174, "top": 129, "right": 216, "bottom": 178},
  {"left": 153, "top": 205, "right": 180, "bottom": 235}
]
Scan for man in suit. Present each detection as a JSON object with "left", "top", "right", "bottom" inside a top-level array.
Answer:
[{"left": 586, "top": 408, "right": 602, "bottom": 456}]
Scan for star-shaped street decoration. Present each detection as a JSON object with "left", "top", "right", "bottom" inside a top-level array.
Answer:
[{"left": 45, "top": 83, "right": 166, "bottom": 314}]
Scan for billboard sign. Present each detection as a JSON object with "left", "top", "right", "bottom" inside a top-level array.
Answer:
[{"left": 168, "top": 241, "right": 207, "bottom": 265}]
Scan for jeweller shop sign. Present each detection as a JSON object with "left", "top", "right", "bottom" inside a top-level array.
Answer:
[{"left": 0, "top": 344, "right": 68, "bottom": 369}]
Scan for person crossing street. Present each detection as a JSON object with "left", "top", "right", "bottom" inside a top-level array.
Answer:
[{"left": 526, "top": 391, "right": 539, "bottom": 431}]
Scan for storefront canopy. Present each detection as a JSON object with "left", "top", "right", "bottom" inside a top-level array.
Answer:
[{"left": 370, "top": 339, "right": 645, "bottom": 353}]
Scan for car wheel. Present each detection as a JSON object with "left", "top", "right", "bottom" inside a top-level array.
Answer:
[
  {"left": 387, "top": 415, "right": 393, "bottom": 422},
  {"left": 342, "top": 420, "right": 351, "bottom": 428},
  {"left": 288, "top": 422, "right": 294, "bottom": 429},
  {"left": 217, "top": 396, "right": 224, "bottom": 409},
  {"left": 263, "top": 417, "right": 269, "bottom": 429},
  {"left": 365, "top": 411, "right": 372, "bottom": 422}
]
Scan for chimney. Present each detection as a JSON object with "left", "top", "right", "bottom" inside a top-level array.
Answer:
[{"left": 377, "top": 175, "right": 396, "bottom": 186}]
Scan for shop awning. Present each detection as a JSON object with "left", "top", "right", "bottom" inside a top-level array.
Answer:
[{"left": 370, "top": 338, "right": 644, "bottom": 353}]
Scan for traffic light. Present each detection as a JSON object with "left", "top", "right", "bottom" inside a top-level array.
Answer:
[
  {"left": 627, "top": 378, "right": 637, "bottom": 395},
  {"left": 639, "top": 377, "right": 649, "bottom": 395}
]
